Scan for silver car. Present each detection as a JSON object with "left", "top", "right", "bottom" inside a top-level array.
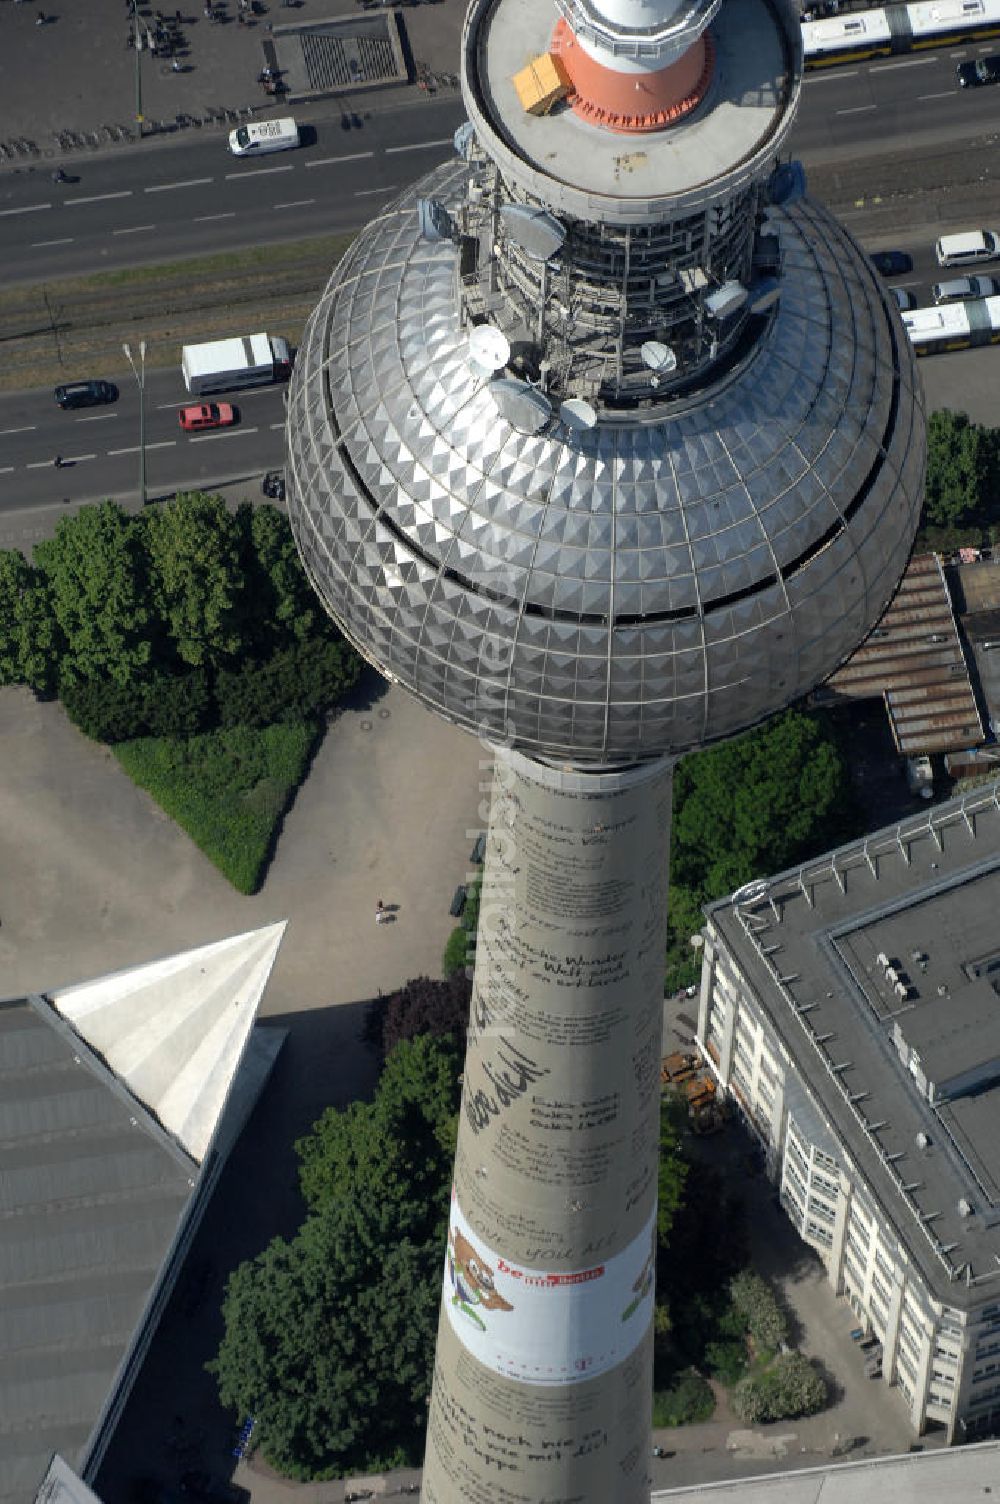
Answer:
[{"left": 932, "top": 275, "right": 1000, "bottom": 304}]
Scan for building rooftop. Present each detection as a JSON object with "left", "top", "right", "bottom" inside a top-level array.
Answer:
[
  {"left": 707, "top": 780, "right": 1000, "bottom": 1308},
  {"left": 817, "top": 552, "right": 984, "bottom": 756},
  {"left": 651, "top": 1439, "right": 1000, "bottom": 1501},
  {"left": 0, "top": 925, "right": 285, "bottom": 1504}
]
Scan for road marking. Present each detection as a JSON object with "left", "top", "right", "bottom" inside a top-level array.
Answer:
[
  {"left": 224, "top": 165, "right": 294, "bottom": 180},
  {"left": 113, "top": 224, "right": 156, "bottom": 236},
  {"left": 0, "top": 425, "right": 37, "bottom": 436},
  {"left": 145, "top": 177, "right": 213, "bottom": 193},
  {"left": 64, "top": 453, "right": 97, "bottom": 463},
  {"left": 917, "top": 90, "right": 956, "bottom": 100},
  {"left": 188, "top": 426, "right": 259, "bottom": 442},
  {"left": 835, "top": 104, "right": 877, "bottom": 115},
  {"left": 804, "top": 68, "right": 858, "bottom": 81},
  {"left": 0, "top": 202, "right": 52, "bottom": 216},
  {"left": 873, "top": 56, "right": 936, "bottom": 71},
  {"left": 77, "top": 412, "right": 119, "bottom": 422},
  {"left": 64, "top": 190, "right": 133, "bottom": 206},
  {"left": 30, "top": 236, "right": 75, "bottom": 246},
  {"left": 27, "top": 460, "right": 58, "bottom": 469},
  {"left": 193, "top": 212, "right": 236, "bottom": 222},
  {"left": 305, "top": 151, "right": 374, "bottom": 167},
  {"left": 0, "top": 466, "right": 14, "bottom": 475},
  {"left": 270, "top": 421, "right": 284, "bottom": 430},
  {"left": 108, "top": 440, "right": 177, "bottom": 456},
  {"left": 274, "top": 198, "right": 316, "bottom": 209},
  {"left": 355, "top": 185, "right": 397, "bottom": 196},
  {"left": 385, "top": 138, "right": 455, "bottom": 154}
]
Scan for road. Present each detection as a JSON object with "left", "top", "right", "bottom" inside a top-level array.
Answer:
[
  {"left": 3, "top": 40, "right": 1000, "bottom": 516},
  {"left": 0, "top": 374, "right": 287, "bottom": 513}
]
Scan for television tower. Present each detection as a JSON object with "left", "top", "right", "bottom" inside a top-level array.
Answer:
[{"left": 284, "top": 0, "right": 925, "bottom": 1499}]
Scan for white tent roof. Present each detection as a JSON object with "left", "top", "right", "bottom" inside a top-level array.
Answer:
[{"left": 49, "top": 923, "right": 286, "bottom": 1163}]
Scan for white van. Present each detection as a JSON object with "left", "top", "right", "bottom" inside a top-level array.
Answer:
[
  {"left": 228, "top": 117, "right": 299, "bottom": 158},
  {"left": 935, "top": 230, "right": 1000, "bottom": 268}
]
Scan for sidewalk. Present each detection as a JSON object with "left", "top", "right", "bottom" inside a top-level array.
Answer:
[{"left": 0, "top": 0, "right": 463, "bottom": 156}]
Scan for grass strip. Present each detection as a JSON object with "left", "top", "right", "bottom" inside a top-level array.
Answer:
[{"left": 115, "top": 719, "right": 320, "bottom": 894}]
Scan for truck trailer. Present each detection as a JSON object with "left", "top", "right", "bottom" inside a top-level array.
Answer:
[{"left": 181, "top": 333, "right": 292, "bottom": 396}]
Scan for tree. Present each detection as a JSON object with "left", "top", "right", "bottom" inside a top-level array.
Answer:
[
  {"left": 209, "top": 1195, "right": 440, "bottom": 1479},
  {"left": 143, "top": 492, "right": 244, "bottom": 668},
  {"left": 236, "top": 502, "right": 327, "bottom": 655},
  {"left": 728, "top": 1271, "right": 788, "bottom": 1355},
  {"left": 923, "top": 409, "right": 998, "bottom": 530},
  {"left": 33, "top": 502, "right": 153, "bottom": 688},
  {"left": 379, "top": 973, "right": 472, "bottom": 1059},
  {"left": 657, "top": 1093, "right": 688, "bottom": 1247},
  {"left": 731, "top": 1351, "right": 827, "bottom": 1424},
  {"left": 295, "top": 1034, "right": 460, "bottom": 1243},
  {"left": 215, "top": 638, "right": 361, "bottom": 729},
  {"left": 0, "top": 549, "right": 58, "bottom": 693}
]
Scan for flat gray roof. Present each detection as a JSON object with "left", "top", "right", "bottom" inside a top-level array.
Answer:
[
  {"left": 0, "top": 997, "right": 195, "bottom": 1504},
  {"left": 651, "top": 1439, "right": 1000, "bottom": 1501},
  {"left": 708, "top": 780, "right": 1000, "bottom": 1307}
]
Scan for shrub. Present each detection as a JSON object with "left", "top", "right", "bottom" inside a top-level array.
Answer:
[
  {"left": 732, "top": 1352, "right": 827, "bottom": 1424},
  {"left": 215, "top": 637, "right": 361, "bottom": 729},
  {"left": 380, "top": 973, "right": 472, "bottom": 1058},
  {"left": 704, "top": 1338, "right": 747, "bottom": 1386},
  {"left": 60, "top": 667, "right": 212, "bottom": 743},
  {"left": 728, "top": 1271, "right": 788, "bottom": 1356},
  {"left": 142, "top": 667, "right": 212, "bottom": 738},
  {"left": 652, "top": 1371, "right": 715, "bottom": 1428},
  {"left": 442, "top": 924, "right": 472, "bottom": 978}
]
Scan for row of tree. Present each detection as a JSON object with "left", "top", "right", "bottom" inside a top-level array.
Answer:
[
  {"left": 923, "top": 408, "right": 1000, "bottom": 535},
  {"left": 0, "top": 494, "right": 361, "bottom": 740}
]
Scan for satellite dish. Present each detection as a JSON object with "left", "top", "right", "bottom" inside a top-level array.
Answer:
[
  {"left": 748, "top": 276, "right": 781, "bottom": 314},
  {"left": 453, "top": 121, "right": 476, "bottom": 160},
  {"left": 491, "top": 377, "right": 553, "bottom": 435},
  {"left": 767, "top": 159, "right": 807, "bottom": 208},
  {"left": 468, "top": 324, "right": 511, "bottom": 375},
  {"left": 559, "top": 397, "right": 597, "bottom": 431},
  {"left": 417, "top": 198, "right": 456, "bottom": 243},
  {"left": 640, "top": 341, "right": 677, "bottom": 375},
  {"left": 499, "top": 203, "right": 566, "bottom": 262}
]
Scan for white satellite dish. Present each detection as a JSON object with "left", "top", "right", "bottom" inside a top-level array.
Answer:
[
  {"left": 468, "top": 324, "right": 511, "bottom": 376},
  {"left": 559, "top": 397, "right": 597, "bottom": 431},
  {"left": 491, "top": 378, "right": 553, "bottom": 435},
  {"left": 641, "top": 341, "right": 678, "bottom": 375}
]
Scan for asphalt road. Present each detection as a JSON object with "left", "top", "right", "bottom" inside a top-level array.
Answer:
[{"left": 0, "top": 373, "right": 287, "bottom": 512}]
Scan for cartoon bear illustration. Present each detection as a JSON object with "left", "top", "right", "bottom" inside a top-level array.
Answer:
[{"left": 448, "top": 1227, "right": 513, "bottom": 1330}]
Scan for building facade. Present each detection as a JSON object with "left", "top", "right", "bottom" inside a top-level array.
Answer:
[{"left": 698, "top": 781, "right": 1000, "bottom": 1442}]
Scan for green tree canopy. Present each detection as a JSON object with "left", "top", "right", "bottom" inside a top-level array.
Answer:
[
  {"left": 0, "top": 549, "right": 59, "bottom": 693},
  {"left": 295, "top": 1033, "right": 461, "bottom": 1242},
  {"left": 924, "top": 409, "right": 999, "bottom": 530},
  {"left": 236, "top": 502, "right": 325, "bottom": 655},
  {"left": 209, "top": 1194, "right": 440, "bottom": 1479},
  {"left": 143, "top": 491, "right": 244, "bottom": 668},
  {"left": 33, "top": 502, "right": 152, "bottom": 688}
]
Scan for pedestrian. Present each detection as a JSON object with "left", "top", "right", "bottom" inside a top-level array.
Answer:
[
  {"left": 375, "top": 899, "right": 385, "bottom": 925},
  {"left": 171, "top": 55, "right": 182, "bottom": 70},
  {"left": 53, "top": 455, "right": 64, "bottom": 469},
  {"left": 175, "top": 6, "right": 182, "bottom": 18},
  {"left": 35, "top": 11, "right": 46, "bottom": 24}
]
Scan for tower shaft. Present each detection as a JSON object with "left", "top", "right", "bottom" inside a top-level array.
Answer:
[{"left": 422, "top": 749, "right": 673, "bottom": 1503}]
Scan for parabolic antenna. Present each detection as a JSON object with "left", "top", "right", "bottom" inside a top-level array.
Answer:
[
  {"left": 491, "top": 377, "right": 553, "bottom": 435},
  {"left": 468, "top": 324, "right": 511, "bottom": 376},
  {"left": 560, "top": 397, "right": 598, "bottom": 431},
  {"left": 640, "top": 341, "right": 678, "bottom": 375},
  {"left": 453, "top": 120, "right": 476, "bottom": 160},
  {"left": 499, "top": 203, "right": 567, "bottom": 262}
]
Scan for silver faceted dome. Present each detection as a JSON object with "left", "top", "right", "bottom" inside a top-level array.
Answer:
[{"left": 286, "top": 164, "right": 924, "bottom": 765}]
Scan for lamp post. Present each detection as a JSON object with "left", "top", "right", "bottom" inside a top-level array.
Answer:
[
  {"left": 122, "top": 340, "right": 147, "bottom": 508},
  {"left": 132, "top": 2, "right": 144, "bottom": 138}
]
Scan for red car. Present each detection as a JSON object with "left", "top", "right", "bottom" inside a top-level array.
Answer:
[{"left": 178, "top": 402, "right": 236, "bottom": 431}]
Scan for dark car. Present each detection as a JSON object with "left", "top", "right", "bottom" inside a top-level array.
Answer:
[
  {"left": 958, "top": 55, "right": 1000, "bottom": 87},
  {"left": 261, "top": 469, "right": 286, "bottom": 501},
  {"left": 54, "top": 379, "right": 118, "bottom": 410},
  {"left": 870, "top": 250, "right": 913, "bottom": 277}
]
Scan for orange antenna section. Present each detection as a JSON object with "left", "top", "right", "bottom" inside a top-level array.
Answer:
[{"left": 551, "top": 20, "right": 714, "bottom": 133}]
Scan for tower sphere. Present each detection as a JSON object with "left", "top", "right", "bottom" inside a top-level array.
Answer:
[{"left": 286, "top": 0, "right": 924, "bottom": 766}]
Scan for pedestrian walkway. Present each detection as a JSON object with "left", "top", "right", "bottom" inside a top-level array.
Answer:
[{"left": 0, "top": 0, "right": 462, "bottom": 159}]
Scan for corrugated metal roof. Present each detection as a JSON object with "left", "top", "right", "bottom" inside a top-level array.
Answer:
[
  {"left": 820, "top": 553, "right": 984, "bottom": 755},
  {"left": 0, "top": 998, "right": 194, "bottom": 1504}
]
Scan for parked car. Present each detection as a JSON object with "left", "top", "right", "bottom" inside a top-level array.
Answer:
[
  {"left": 870, "top": 250, "right": 912, "bottom": 277},
  {"left": 261, "top": 469, "right": 286, "bottom": 500},
  {"left": 177, "top": 402, "right": 236, "bottom": 431},
  {"left": 54, "top": 379, "right": 117, "bottom": 409},
  {"left": 957, "top": 55, "right": 1000, "bottom": 87},
  {"left": 891, "top": 286, "right": 916, "bottom": 311},
  {"left": 931, "top": 274, "right": 1000, "bottom": 304}
]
